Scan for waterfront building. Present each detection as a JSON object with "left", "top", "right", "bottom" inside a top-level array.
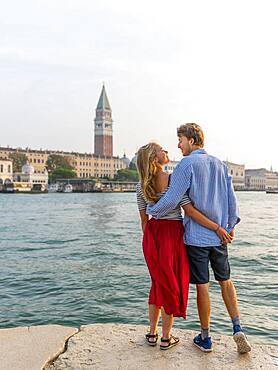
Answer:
[
  {"left": 244, "top": 168, "right": 278, "bottom": 191},
  {"left": 0, "top": 158, "right": 13, "bottom": 186},
  {"left": 164, "top": 160, "right": 180, "bottom": 174},
  {"left": 13, "top": 162, "right": 48, "bottom": 191},
  {"left": 0, "top": 147, "right": 127, "bottom": 179},
  {"left": 245, "top": 169, "right": 266, "bottom": 190},
  {"left": 224, "top": 161, "right": 245, "bottom": 190},
  {"left": 94, "top": 84, "right": 113, "bottom": 157},
  {"left": 120, "top": 153, "right": 131, "bottom": 168},
  {"left": 69, "top": 152, "right": 126, "bottom": 178},
  {"left": 266, "top": 170, "right": 278, "bottom": 190}
]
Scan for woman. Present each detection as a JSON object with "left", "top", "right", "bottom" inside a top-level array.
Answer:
[{"left": 136, "top": 142, "right": 232, "bottom": 350}]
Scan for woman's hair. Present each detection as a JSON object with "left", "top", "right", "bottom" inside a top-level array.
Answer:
[
  {"left": 136, "top": 142, "right": 159, "bottom": 203},
  {"left": 177, "top": 123, "right": 204, "bottom": 147}
]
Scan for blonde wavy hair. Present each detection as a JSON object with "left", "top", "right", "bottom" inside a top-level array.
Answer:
[{"left": 136, "top": 142, "right": 159, "bottom": 203}]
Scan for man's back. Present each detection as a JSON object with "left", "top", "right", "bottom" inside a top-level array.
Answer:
[{"left": 183, "top": 150, "right": 232, "bottom": 246}]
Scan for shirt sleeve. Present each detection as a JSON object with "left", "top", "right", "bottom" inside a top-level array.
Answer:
[
  {"left": 179, "top": 193, "right": 191, "bottom": 207},
  {"left": 226, "top": 172, "right": 241, "bottom": 231},
  {"left": 136, "top": 183, "right": 147, "bottom": 211},
  {"left": 146, "top": 161, "right": 192, "bottom": 218}
]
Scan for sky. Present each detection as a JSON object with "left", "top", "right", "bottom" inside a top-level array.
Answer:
[{"left": 1, "top": 0, "right": 278, "bottom": 170}]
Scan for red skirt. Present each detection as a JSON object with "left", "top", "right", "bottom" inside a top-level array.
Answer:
[{"left": 142, "top": 218, "right": 190, "bottom": 319}]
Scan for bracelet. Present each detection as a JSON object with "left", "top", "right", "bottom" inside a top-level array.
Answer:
[{"left": 214, "top": 225, "right": 220, "bottom": 232}]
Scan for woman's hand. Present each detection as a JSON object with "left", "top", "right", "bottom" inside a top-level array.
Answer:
[
  {"left": 141, "top": 220, "right": 147, "bottom": 233},
  {"left": 216, "top": 226, "right": 233, "bottom": 245}
]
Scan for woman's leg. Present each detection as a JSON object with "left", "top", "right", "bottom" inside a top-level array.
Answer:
[
  {"left": 161, "top": 307, "right": 174, "bottom": 345},
  {"left": 148, "top": 304, "right": 160, "bottom": 341}
]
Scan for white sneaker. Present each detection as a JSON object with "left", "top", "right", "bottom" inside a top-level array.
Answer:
[{"left": 233, "top": 331, "right": 252, "bottom": 354}]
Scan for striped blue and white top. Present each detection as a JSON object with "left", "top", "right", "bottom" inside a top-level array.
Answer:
[
  {"left": 136, "top": 182, "right": 191, "bottom": 221},
  {"left": 146, "top": 149, "right": 240, "bottom": 247}
]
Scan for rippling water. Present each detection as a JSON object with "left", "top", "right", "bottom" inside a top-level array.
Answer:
[{"left": 0, "top": 192, "right": 277, "bottom": 345}]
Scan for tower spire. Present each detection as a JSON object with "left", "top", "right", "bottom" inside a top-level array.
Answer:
[
  {"left": 94, "top": 84, "right": 113, "bottom": 157},
  {"left": 96, "top": 84, "right": 111, "bottom": 111}
]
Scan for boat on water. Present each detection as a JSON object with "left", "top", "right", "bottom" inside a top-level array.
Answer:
[
  {"left": 48, "top": 183, "right": 60, "bottom": 193},
  {"left": 63, "top": 184, "right": 73, "bottom": 193},
  {"left": 266, "top": 189, "right": 278, "bottom": 194}
]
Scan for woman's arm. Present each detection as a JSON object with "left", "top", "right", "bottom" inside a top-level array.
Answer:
[
  {"left": 139, "top": 210, "right": 149, "bottom": 233},
  {"left": 136, "top": 183, "right": 149, "bottom": 232},
  {"left": 182, "top": 204, "right": 233, "bottom": 244}
]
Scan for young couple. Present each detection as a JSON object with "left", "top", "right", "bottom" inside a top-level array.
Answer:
[{"left": 136, "top": 123, "right": 251, "bottom": 354}]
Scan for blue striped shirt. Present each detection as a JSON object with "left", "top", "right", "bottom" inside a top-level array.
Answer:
[{"left": 146, "top": 149, "right": 240, "bottom": 247}]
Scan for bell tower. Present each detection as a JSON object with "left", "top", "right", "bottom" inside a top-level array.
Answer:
[{"left": 94, "top": 84, "right": 113, "bottom": 157}]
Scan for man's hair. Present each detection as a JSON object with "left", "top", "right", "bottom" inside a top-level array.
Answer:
[{"left": 177, "top": 123, "right": 204, "bottom": 147}]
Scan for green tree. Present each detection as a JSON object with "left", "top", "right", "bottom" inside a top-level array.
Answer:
[
  {"left": 9, "top": 152, "right": 28, "bottom": 172},
  {"left": 129, "top": 161, "right": 137, "bottom": 170},
  {"left": 49, "top": 168, "right": 77, "bottom": 183},
  {"left": 115, "top": 169, "right": 138, "bottom": 182},
  {"left": 46, "top": 154, "right": 73, "bottom": 172}
]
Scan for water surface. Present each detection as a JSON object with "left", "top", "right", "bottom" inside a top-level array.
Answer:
[{"left": 0, "top": 192, "right": 277, "bottom": 345}]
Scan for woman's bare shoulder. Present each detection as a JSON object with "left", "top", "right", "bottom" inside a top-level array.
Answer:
[{"left": 155, "top": 172, "right": 170, "bottom": 193}]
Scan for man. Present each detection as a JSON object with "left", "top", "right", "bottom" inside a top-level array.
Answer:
[{"left": 146, "top": 123, "right": 251, "bottom": 353}]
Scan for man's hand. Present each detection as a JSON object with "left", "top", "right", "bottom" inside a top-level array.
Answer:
[
  {"left": 216, "top": 227, "right": 233, "bottom": 245},
  {"left": 229, "top": 229, "right": 235, "bottom": 239}
]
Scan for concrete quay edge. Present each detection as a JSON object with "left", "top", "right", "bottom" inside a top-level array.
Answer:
[
  {"left": 1, "top": 323, "right": 277, "bottom": 370},
  {"left": 0, "top": 324, "right": 78, "bottom": 370}
]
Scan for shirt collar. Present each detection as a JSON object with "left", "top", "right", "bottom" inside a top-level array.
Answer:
[{"left": 189, "top": 149, "right": 207, "bottom": 156}]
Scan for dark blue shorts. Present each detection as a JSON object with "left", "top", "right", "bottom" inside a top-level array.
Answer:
[{"left": 186, "top": 245, "right": 230, "bottom": 284}]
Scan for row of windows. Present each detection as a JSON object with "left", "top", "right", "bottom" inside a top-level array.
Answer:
[
  {"left": 29, "top": 158, "right": 45, "bottom": 164},
  {"left": 74, "top": 161, "right": 122, "bottom": 168},
  {"left": 230, "top": 170, "right": 244, "bottom": 176},
  {"left": 0, "top": 164, "right": 11, "bottom": 173},
  {"left": 15, "top": 177, "right": 46, "bottom": 184},
  {"left": 79, "top": 173, "right": 114, "bottom": 178},
  {"left": 28, "top": 153, "right": 46, "bottom": 157}
]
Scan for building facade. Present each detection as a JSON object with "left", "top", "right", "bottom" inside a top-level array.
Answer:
[
  {"left": 0, "top": 158, "right": 13, "bottom": 184},
  {"left": 0, "top": 147, "right": 127, "bottom": 179},
  {"left": 164, "top": 160, "right": 180, "bottom": 174},
  {"left": 224, "top": 161, "right": 245, "bottom": 190},
  {"left": 245, "top": 169, "right": 266, "bottom": 190},
  {"left": 13, "top": 162, "right": 48, "bottom": 191},
  {"left": 94, "top": 85, "right": 113, "bottom": 157},
  {"left": 266, "top": 171, "right": 278, "bottom": 190}
]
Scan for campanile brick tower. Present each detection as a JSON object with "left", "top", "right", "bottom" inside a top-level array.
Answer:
[{"left": 94, "top": 85, "right": 113, "bottom": 157}]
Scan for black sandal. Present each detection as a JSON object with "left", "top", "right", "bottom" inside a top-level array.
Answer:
[
  {"left": 160, "top": 335, "right": 180, "bottom": 350},
  {"left": 145, "top": 332, "right": 158, "bottom": 346}
]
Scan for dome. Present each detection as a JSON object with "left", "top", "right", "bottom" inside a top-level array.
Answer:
[
  {"left": 22, "top": 161, "right": 35, "bottom": 175},
  {"left": 120, "top": 153, "right": 130, "bottom": 167}
]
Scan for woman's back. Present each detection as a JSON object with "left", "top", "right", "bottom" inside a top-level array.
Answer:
[{"left": 136, "top": 173, "right": 190, "bottom": 220}]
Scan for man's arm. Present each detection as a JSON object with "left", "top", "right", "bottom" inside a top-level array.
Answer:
[
  {"left": 146, "top": 161, "right": 192, "bottom": 218},
  {"left": 227, "top": 172, "right": 241, "bottom": 232}
]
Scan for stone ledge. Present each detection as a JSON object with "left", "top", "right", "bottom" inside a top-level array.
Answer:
[
  {"left": 45, "top": 323, "right": 278, "bottom": 370},
  {"left": 0, "top": 324, "right": 78, "bottom": 370}
]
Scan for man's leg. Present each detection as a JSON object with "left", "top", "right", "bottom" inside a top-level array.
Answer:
[
  {"left": 186, "top": 246, "right": 213, "bottom": 352},
  {"left": 219, "top": 279, "right": 251, "bottom": 353},
  {"left": 196, "top": 283, "right": 211, "bottom": 337},
  {"left": 218, "top": 279, "right": 239, "bottom": 320},
  {"left": 210, "top": 246, "right": 251, "bottom": 353}
]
